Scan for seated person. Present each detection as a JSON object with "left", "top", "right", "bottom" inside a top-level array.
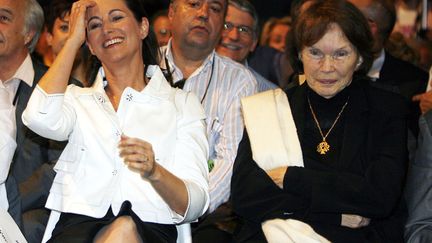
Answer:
[
  {"left": 0, "top": 91, "right": 16, "bottom": 211},
  {"left": 231, "top": 1, "right": 408, "bottom": 242},
  {"left": 405, "top": 111, "right": 432, "bottom": 243},
  {"left": 151, "top": 9, "right": 171, "bottom": 47},
  {"left": 216, "top": 0, "right": 277, "bottom": 92},
  {"left": 22, "top": 0, "right": 209, "bottom": 242},
  {"left": 44, "top": 0, "right": 92, "bottom": 87}
]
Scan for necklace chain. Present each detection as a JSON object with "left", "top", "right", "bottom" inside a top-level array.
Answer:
[{"left": 307, "top": 95, "right": 349, "bottom": 155}]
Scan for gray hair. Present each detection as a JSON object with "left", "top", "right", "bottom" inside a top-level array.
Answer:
[
  {"left": 228, "top": 0, "right": 259, "bottom": 39},
  {"left": 23, "top": 0, "right": 44, "bottom": 52}
]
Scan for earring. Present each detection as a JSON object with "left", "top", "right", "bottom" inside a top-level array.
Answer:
[{"left": 356, "top": 57, "right": 363, "bottom": 68}]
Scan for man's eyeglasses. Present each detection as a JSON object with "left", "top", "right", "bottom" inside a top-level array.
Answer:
[{"left": 223, "top": 22, "right": 253, "bottom": 37}]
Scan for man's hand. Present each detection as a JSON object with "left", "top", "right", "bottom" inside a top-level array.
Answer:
[{"left": 413, "top": 90, "right": 432, "bottom": 114}]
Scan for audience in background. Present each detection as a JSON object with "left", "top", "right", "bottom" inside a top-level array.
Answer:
[
  {"left": 405, "top": 111, "right": 432, "bottom": 243},
  {"left": 44, "top": 0, "right": 91, "bottom": 87},
  {"left": 151, "top": 10, "right": 171, "bottom": 47},
  {"left": 0, "top": 0, "right": 76, "bottom": 242},
  {"left": 259, "top": 16, "right": 291, "bottom": 52},
  {"left": 386, "top": 32, "right": 421, "bottom": 66},
  {"left": 161, "top": 0, "right": 258, "bottom": 242},
  {"left": 33, "top": 26, "right": 54, "bottom": 67},
  {"left": 394, "top": 0, "right": 421, "bottom": 39},
  {"left": 216, "top": 0, "right": 276, "bottom": 92},
  {"left": 350, "top": 0, "right": 428, "bottom": 163}
]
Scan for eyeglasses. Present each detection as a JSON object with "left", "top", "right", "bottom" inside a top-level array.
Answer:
[
  {"left": 223, "top": 22, "right": 253, "bottom": 37},
  {"left": 302, "top": 47, "right": 353, "bottom": 64}
]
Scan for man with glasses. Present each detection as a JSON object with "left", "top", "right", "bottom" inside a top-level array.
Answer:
[{"left": 216, "top": 0, "right": 276, "bottom": 92}]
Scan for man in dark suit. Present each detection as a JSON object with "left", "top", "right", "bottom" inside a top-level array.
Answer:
[
  {"left": 349, "top": 0, "right": 427, "bottom": 99},
  {"left": 405, "top": 111, "right": 432, "bottom": 243},
  {"left": 350, "top": 0, "right": 428, "bottom": 160},
  {"left": 0, "top": 0, "right": 66, "bottom": 242}
]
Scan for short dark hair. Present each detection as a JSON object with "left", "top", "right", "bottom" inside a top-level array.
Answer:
[
  {"left": 151, "top": 9, "right": 168, "bottom": 25},
  {"left": 292, "top": 0, "right": 373, "bottom": 75},
  {"left": 170, "top": 0, "right": 228, "bottom": 16},
  {"left": 45, "top": 0, "right": 74, "bottom": 33}
]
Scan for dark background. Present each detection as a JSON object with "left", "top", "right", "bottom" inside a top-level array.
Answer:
[{"left": 36, "top": 0, "right": 292, "bottom": 27}]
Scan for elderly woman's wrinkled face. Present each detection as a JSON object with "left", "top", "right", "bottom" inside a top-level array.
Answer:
[{"left": 300, "top": 24, "right": 361, "bottom": 99}]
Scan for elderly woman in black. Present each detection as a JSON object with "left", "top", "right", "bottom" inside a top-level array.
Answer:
[{"left": 231, "top": 1, "right": 408, "bottom": 242}]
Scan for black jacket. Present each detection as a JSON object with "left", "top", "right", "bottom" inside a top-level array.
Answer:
[{"left": 231, "top": 80, "right": 408, "bottom": 242}]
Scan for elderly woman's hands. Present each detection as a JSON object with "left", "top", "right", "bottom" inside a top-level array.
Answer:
[
  {"left": 341, "top": 214, "right": 370, "bottom": 228},
  {"left": 266, "top": 166, "right": 288, "bottom": 189},
  {"left": 118, "top": 135, "right": 159, "bottom": 180}
]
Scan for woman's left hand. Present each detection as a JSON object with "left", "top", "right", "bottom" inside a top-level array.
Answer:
[
  {"left": 118, "top": 135, "right": 158, "bottom": 180},
  {"left": 266, "top": 166, "right": 288, "bottom": 189}
]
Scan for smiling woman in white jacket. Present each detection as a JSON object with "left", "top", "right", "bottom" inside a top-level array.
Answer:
[{"left": 22, "top": 0, "right": 209, "bottom": 242}]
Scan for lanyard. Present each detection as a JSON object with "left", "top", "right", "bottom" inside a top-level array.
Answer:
[{"left": 163, "top": 55, "right": 215, "bottom": 104}]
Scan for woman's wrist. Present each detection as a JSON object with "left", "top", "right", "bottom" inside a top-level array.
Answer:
[{"left": 146, "top": 162, "right": 161, "bottom": 182}]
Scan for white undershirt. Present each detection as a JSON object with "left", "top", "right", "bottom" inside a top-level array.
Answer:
[{"left": 368, "top": 49, "right": 386, "bottom": 81}]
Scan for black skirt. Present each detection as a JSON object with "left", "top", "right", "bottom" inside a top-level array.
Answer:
[{"left": 48, "top": 201, "right": 177, "bottom": 243}]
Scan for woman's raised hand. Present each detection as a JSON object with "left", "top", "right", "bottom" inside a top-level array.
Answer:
[{"left": 68, "top": 0, "right": 96, "bottom": 48}]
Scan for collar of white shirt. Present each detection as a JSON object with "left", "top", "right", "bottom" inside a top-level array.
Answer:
[
  {"left": 91, "top": 65, "right": 173, "bottom": 100},
  {"left": 0, "top": 54, "right": 35, "bottom": 100},
  {"left": 1, "top": 54, "right": 34, "bottom": 86},
  {"left": 162, "top": 39, "right": 215, "bottom": 83},
  {"left": 367, "top": 49, "right": 385, "bottom": 81}
]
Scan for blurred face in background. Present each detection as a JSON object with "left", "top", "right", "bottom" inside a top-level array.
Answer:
[
  {"left": 217, "top": 5, "right": 256, "bottom": 63},
  {"left": 152, "top": 15, "right": 171, "bottom": 47},
  {"left": 47, "top": 13, "right": 70, "bottom": 57},
  {"left": 268, "top": 23, "right": 289, "bottom": 52}
]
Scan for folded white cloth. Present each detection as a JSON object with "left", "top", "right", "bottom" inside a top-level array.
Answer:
[
  {"left": 241, "top": 88, "right": 303, "bottom": 171},
  {"left": 262, "top": 218, "right": 331, "bottom": 243}
]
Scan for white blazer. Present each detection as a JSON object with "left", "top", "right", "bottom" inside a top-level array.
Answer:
[{"left": 22, "top": 65, "right": 209, "bottom": 224}]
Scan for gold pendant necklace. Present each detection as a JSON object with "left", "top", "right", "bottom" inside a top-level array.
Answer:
[{"left": 307, "top": 95, "right": 349, "bottom": 155}]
